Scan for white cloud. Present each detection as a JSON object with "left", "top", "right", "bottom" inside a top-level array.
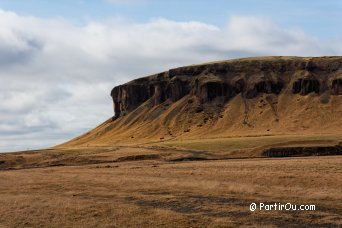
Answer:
[{"left": 0, "top": 10, "right": 340, "bottom": 152}]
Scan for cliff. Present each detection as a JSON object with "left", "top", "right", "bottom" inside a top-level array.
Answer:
[
  {"left": 111, "top": 56, "right": 342, "bottom": 119},
  {"left": 60, "top": 56, "right": 342, "bottom": 147}
]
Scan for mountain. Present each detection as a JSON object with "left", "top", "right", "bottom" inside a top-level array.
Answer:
[{"left": 59, "top": 56, "right": 342, "bottom": 148}]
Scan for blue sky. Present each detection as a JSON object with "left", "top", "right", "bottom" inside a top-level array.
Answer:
[
  {"left": 1, "top": 0, "right": 341, "bottom": 39},
  {"left": 0, "top": 0, "right": 341, "bottom": 152}
]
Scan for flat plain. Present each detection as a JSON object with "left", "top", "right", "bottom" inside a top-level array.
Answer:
[{"left": 0, "top": 135, "right": 341, "bottom": 227}]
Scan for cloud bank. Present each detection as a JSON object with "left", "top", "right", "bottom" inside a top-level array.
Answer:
[{"left": 0, "top": 10, "right": 340, "bottom": 152}]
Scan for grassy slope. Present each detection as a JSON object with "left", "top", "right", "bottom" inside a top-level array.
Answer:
[{"left": 58, "top": 93, "right": 342, "bottom": 152}]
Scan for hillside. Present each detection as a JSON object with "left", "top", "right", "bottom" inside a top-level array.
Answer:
[{"left": 59, "top": 56, "right": 342, "bottom": 148}]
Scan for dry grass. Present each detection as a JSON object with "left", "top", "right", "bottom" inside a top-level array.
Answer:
[
  {"left": 0, "top": 151, "right": 341, "bottom": 227},
  {"left": 58, "top": 91, "right": 342, "bottom": 148},
  {"left": 1, "top": 132, "right": 341, "bottom": 227}
]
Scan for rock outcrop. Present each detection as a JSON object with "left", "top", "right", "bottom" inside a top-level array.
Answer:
[
  {"left": 292, "top": 78, "right": 320, "bottom": 95},
  {"left": 111, "top": 56, "right": 342, "bottom": 118},
  {"left": 331, "top": 78, "right": 342, "bottom": 95}
]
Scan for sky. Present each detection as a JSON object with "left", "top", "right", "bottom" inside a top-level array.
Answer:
[{"left": 0, "top": 0, "right": 341, "bottom": 152}]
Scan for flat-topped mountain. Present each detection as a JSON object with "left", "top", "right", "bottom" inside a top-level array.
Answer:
[{"left": 60, "top": 56, "right": 342, "bottom": 147}]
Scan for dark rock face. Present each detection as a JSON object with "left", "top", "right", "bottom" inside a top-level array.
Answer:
[
  {"left": 110, "top": 76, "right": 191, "bottom": 117},
  {"left": 245, "top": 80, "right": 283, "bottom": 99},
  {"left": 194, "top": 80, "right": 234, "bottom": 103},
  {"left": 111, "top": 83, "right": 150, "bottom": 118},
  {"left": 153, "top": 83, "right": 165, "bottom": 105},
  {"left": 292, "top": 78, "right": 320, "bottom": 95},
  {"left": 331, "top": 78, "right": 342, "bottom": 95},
  {"left": 110, "top": 57, "right": 342, "bottom": 118},
  {"left": 166, "top": 77, "right": 191, "bottom": 102}
]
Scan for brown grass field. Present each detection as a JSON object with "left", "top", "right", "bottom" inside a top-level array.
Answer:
[{"left": 1, "top": 134, "right": 341, "bottom": 227}]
